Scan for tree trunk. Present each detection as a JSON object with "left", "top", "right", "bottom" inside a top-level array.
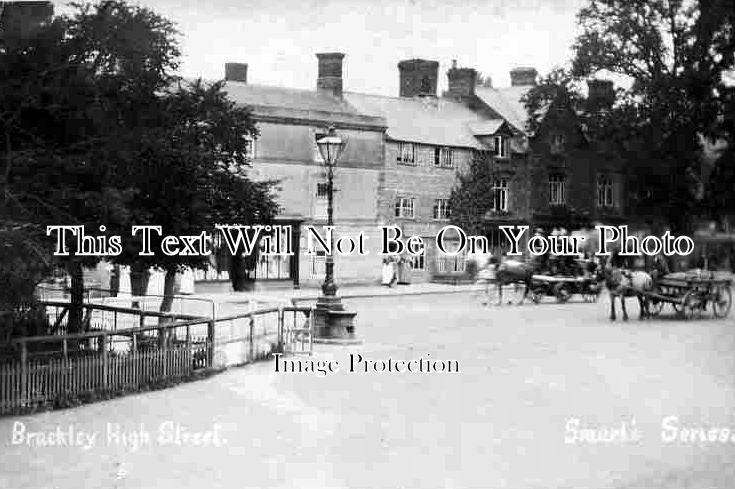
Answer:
[
  {"left": 155, "top": 268, "right": 177, "bottom": 347},
  {"left": 158, "top": 268, "right": 177, "bottom": 321},
  {"left": 68, "top": 261, "right": 84, "bottom": 334},
  {"left": 130, "top": 263, "right": 150, "bottom": 310}
]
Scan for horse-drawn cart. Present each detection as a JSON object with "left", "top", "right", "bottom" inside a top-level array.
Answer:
[
  {"left": 530, "top": 274, "right": 602, "bottom": 304},
  {"left": 645, "top": 272, "right": 733, "bottom": 319}
]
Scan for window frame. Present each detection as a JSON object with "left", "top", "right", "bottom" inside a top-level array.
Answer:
[
  {"left": 434, "top": 146, "right": 454, "bottom": 168},
  {"left": 396, "top": 142, "right": 417, "bottom": 166},
  {"left": 432, "top": 198, "right": 451, "bottom": 220},
  {"left": 550, "top": 133, "right": 566, "bottom": 154},
  {"left": 493, "top": 135, "right": 509, "bottom": 159},
  {"left": 548, "top": 174, "right": 566, "bottom": 206},
  {"left": 490, "top": 179, "right": 509, "bottom": 212},
  {"left": 597, "top": 174, "right": 614, "bottom": 208},
  {"left": 394, "top": 196, "right": 416, "bottom": 219},
  {"left": 408, "top": 249, "right": 426, "bottom": 271}
]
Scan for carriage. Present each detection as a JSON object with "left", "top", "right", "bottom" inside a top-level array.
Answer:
[
  {"left": 530, "top": 273, "right": 602, "bottom": 304},
  {"left": 643, "top": 271, "right": 733, "bottom": 319}
]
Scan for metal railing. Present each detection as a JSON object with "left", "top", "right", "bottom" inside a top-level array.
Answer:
[{"left": 1, "top": 302, "right": 315, "bottom": 415}]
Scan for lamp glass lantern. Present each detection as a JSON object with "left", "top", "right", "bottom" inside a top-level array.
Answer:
[{"left": 316, "top": 127, "right": 345, "bottom": 167}]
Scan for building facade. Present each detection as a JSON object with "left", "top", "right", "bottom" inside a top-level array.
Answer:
[
  {"left": 195, "top": 54, "right": 630, "bottom": 290},
  {"left": 195, "top": 55, "right": 388, "bottom": 291}
]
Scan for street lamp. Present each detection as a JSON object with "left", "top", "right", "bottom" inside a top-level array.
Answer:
[
  {"left": 316, "top": 125, "right": 345, "bottom": 297},
  {"left": 314, "top": 125, "right": 358, "bottom": 342}
]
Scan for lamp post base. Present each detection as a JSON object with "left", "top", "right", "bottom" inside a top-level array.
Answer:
[{"left": 312, "top": 295, "right": 361, "bottom": 344}]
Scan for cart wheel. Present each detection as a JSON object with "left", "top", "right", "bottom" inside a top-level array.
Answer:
[
  {"left": 648, "top": 286, "right": 665, "bottom": 317},
  {"left": 555, "top": 283, "right": 571, "bottom": 303},
  {"left": 712, "top": 285, "right": 732, "bottom": 318},
  {"left": 648, "top": 298, "right": 664, "bottom": 317},
  {"left": 531, "top": 287, "right": 545, "bottom": 304},
  {"left": 680, "top": 290, "right": 702, "bottom": 320}
]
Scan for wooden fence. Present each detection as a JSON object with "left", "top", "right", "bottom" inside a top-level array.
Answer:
[{"left": 0, "top": 303, "right": 314, "bottom": 415}]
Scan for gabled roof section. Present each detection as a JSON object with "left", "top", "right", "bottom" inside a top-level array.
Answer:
[
  {"left": 474, "top": 86, "right": 533, "bottom": 134},
  {"left": 221, "top": 81, "right": 386, "bottom": 130},
  {"left": 343, "top": 92, "right": 489, "bottom": 149},
  {"left": 468, "top": 119, "right": 511, "bottom": 136}
]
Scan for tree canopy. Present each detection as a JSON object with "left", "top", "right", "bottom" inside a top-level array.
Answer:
[
  {"left": 0, "top": 1, "right": 279, "bottom": 335},
  {"left": 567, "top": 0, "right": 735, "bottom": 229}
]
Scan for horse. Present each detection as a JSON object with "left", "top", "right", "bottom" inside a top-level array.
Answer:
[
  {"left": 603, "top": 263, "right": 654, "bottom": 321},
  {"left": 494, "top": 257, "right": 535, "bottom": 305}
]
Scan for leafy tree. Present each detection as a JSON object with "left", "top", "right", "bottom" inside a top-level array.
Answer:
[
  {"left": 1, "top": 1, "right": 279, "bottom": 336},
  {"left": 568, "top": 0, "right": 735, "bottom": 231},
  {"left": 449, "top": 151, "right": 497, "bottom": 237}
]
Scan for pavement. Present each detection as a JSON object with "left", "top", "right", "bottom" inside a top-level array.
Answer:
[
  {"left": 2, "top": 293, "right": 735, "bottom": 488},
  {"left": 193, "top": 281, "right": 477, "bottom": 305}
]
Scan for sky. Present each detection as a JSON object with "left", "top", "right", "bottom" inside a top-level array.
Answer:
[{"left": 52, "top": 0, "right": 588, "bottom": 96}]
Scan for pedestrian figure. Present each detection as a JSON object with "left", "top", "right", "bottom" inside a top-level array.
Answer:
[
  {"left": 476, "top": 255, "right": 499, "bottom": 306},
  {"left": 381, "top": 256, "right": 397, "bottom": 287}
]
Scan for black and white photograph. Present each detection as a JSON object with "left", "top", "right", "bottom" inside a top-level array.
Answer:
[{"left": 1, "top": 0, "right": 735, "bottom": 487}]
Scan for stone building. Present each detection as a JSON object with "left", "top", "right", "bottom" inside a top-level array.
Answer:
[
  {"left": 196, "top": 54, "right": 628, "bottom": 289},
  {"left": 344, "top": 59, "right": 514, "bottom": 281},
  {"left": 195, "top": 54, "right": 388, "bottom": 291},
  {"left": 471, "top": 69, "right": 628, "bottom": 238}
]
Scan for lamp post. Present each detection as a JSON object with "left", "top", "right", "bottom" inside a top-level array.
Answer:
[{"left": 313, "top": 126, "right": 359, "bottom": 342}]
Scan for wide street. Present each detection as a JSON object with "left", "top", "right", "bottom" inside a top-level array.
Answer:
[{"left": 2, "top": 292, "right": 735, "bottom": 489}]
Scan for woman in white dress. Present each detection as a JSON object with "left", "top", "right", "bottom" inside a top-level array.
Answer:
[{"left": 381, "top": 256, "right": 397, "bottom": 287}]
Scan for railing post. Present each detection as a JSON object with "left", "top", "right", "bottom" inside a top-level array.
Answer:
[
  {"left": 161, "top": 326, "right": 168, "bottom": 378},
  {"left": 101, "top": 334, "right": 108, "bottom": 390},
  {"left": 249, "top": 316, "right": 255, "bottom": 362},
  {"left": 309, "top": 306, "right": 315, "bottom": 355},
  {"left": 277, "top": 306, "right": 284, "bottom": 352},
  {"left": 207, "top": 320, "right": 215, "bottom": 368},
  {"left": 20, "top": 342, "right": 28, "bottom": 407}
]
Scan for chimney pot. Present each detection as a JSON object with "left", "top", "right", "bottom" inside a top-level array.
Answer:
[
  {"left": 446, "top": 65, "right": 477, "bottom": 101},
  {"left": 398, "top": 59, "right": 439, "bottom": 98},
  {"left": 225, "top": 62, "right": 248, "bottom": 83},
  {"left": 316, "top": 52, "right": 345, "bottom": 98},
  {"left": 510, "top": 67, "right": 537, "bottom": 87}
]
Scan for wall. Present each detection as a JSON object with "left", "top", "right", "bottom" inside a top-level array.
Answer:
[{"left": 247, "top": 120, "right": 386, "bottom": 285}]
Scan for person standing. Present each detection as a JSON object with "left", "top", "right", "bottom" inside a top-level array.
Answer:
[{"left": 381, "top": 256, "right": 397, "bottom": 287}]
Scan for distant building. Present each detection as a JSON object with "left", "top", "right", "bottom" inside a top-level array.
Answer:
[
  {"left": 196, "top": 55, "right": 630, "bottom": 290},
  {"left": 472, "top": 72, "right": 627, "bottom": 235},
  {"left": 344, "top": 60, "right": 513, "bottom": 281},
  {"left": 197, "top": 55, "right": 387, "bottom": 290}
]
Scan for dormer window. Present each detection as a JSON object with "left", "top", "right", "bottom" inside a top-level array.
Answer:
[
  {"left": 551, "top": 134, "right": 566, "bottom": 154},
  {"left": 493, "top": 135, "right": 509, "bottom": 159}
]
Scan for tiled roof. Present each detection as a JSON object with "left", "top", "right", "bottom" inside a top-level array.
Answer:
[
  {"left": 343, "top": 92, "right": 489, "bottom": 149},
  {"left": 221, "top": 82, "right": 386, "bottom": 129},
  {"left": 474, "top": 86, "right": 532, "bottom": 133},
  {"left": 224, "top": 82, "right": 358, "bottom": 114}
]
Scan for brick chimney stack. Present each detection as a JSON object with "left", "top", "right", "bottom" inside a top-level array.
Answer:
[
  {"left": 510, "top": 67, "right": 537, "bottom": 87},
  {"left": 587, "top": 79, "right": 615, "bottom": 111},
  {"left": 316, "top": 52, "right": 345, "bottom": 98},
  {"left": 225, "top": 63, "right": 248, "bottom": 83},
  {"left": 398, "top": 59, "right": 439, "bottom": 98},
  {"left": 446, "top": 63, "right": 477, "bottom": 101}
]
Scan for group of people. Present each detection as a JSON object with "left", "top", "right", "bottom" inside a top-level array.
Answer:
[{"left": 381, "top": 255, "right": 411, "bottom": 287}]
